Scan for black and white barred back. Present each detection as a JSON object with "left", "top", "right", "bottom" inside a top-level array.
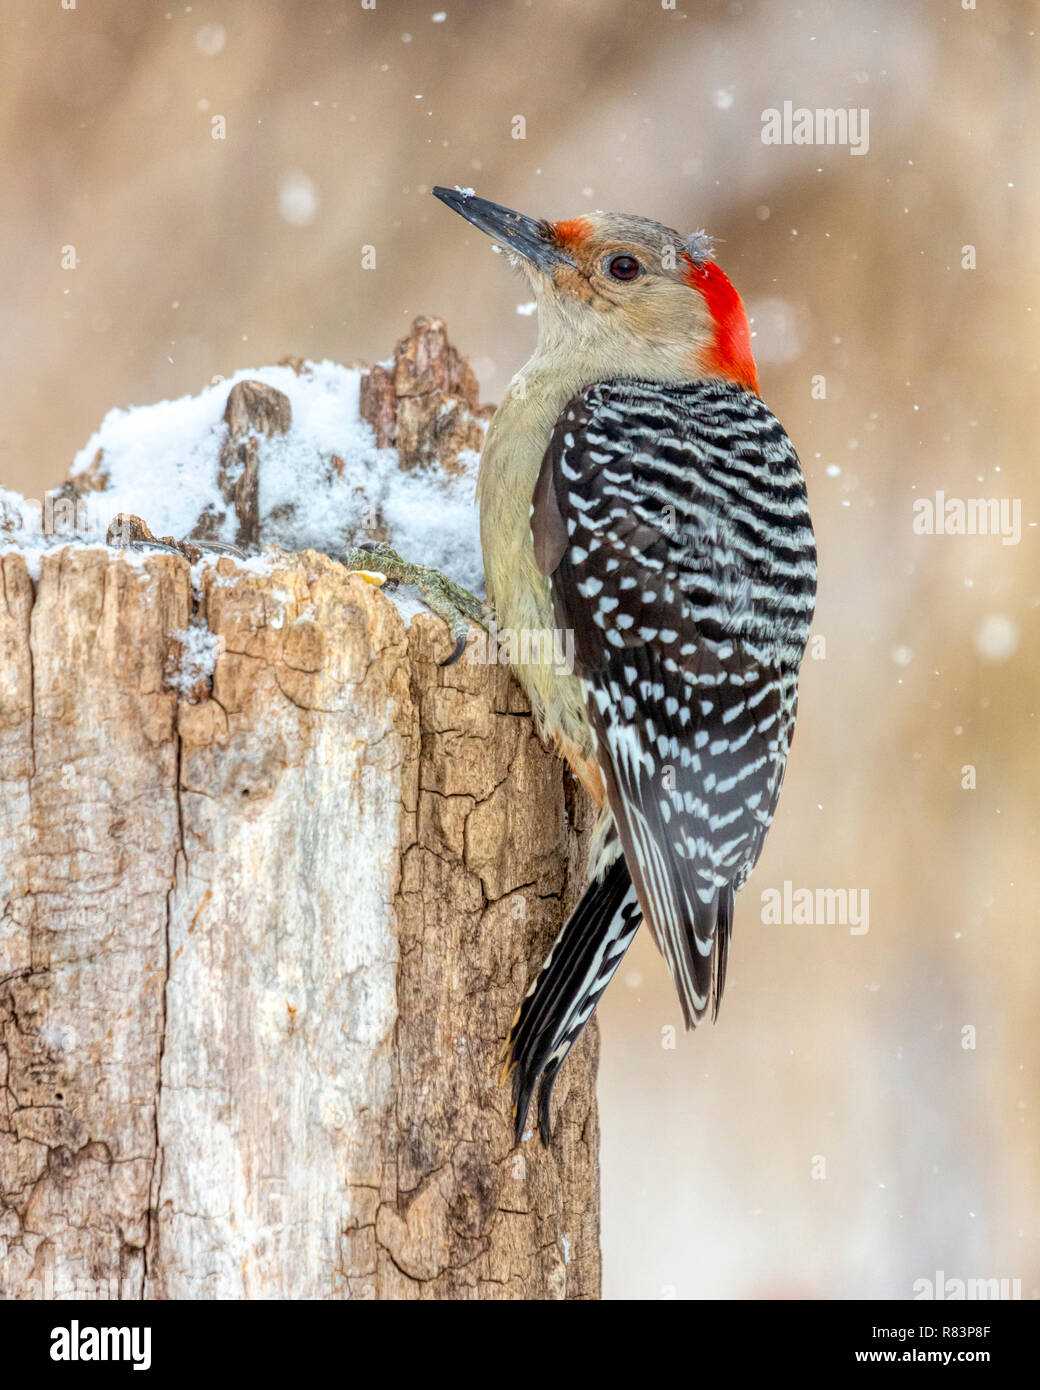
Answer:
[{"left": 505, "top": 378, "right": 816, "bottom": 1141}]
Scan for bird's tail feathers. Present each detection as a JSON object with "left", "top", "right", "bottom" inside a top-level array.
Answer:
[{"left": 502, "top": 854, "right": 641, "bottom": 1145}]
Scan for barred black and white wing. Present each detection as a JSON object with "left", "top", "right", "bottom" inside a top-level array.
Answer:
[{"left": 531, "top": 378, "right": 816, "bottom": 1027}]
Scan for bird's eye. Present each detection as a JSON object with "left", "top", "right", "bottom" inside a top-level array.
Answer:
[{"left": 607, "top": 254, "right": 641, "bottom": 281}]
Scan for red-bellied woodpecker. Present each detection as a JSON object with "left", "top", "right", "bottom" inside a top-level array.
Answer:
[{"left": 432, "top": 188, "right": 817, "bottom": 1144}]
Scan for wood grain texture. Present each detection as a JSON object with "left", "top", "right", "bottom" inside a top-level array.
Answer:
[
  {"left": 0, "top": 546, "right": 600, "bottom": 1300},
  {"left": 359, "top": 315, "right": 493, "bottom": 471}
]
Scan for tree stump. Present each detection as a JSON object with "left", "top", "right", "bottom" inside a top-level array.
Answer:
[{"left": 0, "top": 325, "right": 601, "bottom": 1300}]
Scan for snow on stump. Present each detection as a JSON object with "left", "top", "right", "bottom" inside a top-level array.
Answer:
[{"left": 0, "top": 319, "right": 601, "bottom": 1300}]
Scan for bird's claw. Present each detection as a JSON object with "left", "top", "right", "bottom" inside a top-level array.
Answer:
[{"left": 340, "top": 541, "right": 486, "bottom": 665}]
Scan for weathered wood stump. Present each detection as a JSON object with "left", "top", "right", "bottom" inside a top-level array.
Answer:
[{"left": 0, "top": 322, "right": 601, "bottom": 1300}]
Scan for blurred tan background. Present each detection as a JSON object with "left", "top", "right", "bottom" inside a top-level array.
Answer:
[{"left": 2, "top": 0, "right": 1036, "bottom": 1298}]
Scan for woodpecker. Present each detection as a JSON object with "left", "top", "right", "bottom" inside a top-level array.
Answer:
[{"left": 433, "top": 187, "right": 817, "bottom": 1145}]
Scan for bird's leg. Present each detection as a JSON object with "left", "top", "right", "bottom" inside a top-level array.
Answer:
[{"left": 340, "top": 540, "right": 487, "bottom": 666}]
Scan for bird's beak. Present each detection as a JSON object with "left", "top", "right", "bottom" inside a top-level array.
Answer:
[{"left": 432, "top": 187, "right": 575, "bottom": 270}]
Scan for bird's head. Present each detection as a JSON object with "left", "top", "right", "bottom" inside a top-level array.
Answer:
[{"left": 433, "top": 187, "right": 758, "bottom": 395}]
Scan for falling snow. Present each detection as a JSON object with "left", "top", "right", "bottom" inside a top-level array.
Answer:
[
  {"left": 974, "top": 614, "right": 1019, "bottom": 663},
  {"left": 278, "top": 171, "right": 320, "bottom": 227},
  {"left": 194, "top": 24, "right": 226, "bottom": 56}
]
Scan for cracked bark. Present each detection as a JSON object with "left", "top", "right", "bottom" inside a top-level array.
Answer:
[{"left": 0, "top": 539, "right": 601, "bottom": 1299}]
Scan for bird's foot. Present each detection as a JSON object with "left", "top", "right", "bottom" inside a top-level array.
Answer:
[{"left": 341, "top": 541, "right": 487, "bottom": 666}]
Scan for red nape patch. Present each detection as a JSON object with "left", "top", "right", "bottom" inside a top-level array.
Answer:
[
  {"left": 682, "top": 255, "right": 759, "bottom": 394},
  {"left": 550, "top": 217, "right": 592, "bottom": 251}
]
